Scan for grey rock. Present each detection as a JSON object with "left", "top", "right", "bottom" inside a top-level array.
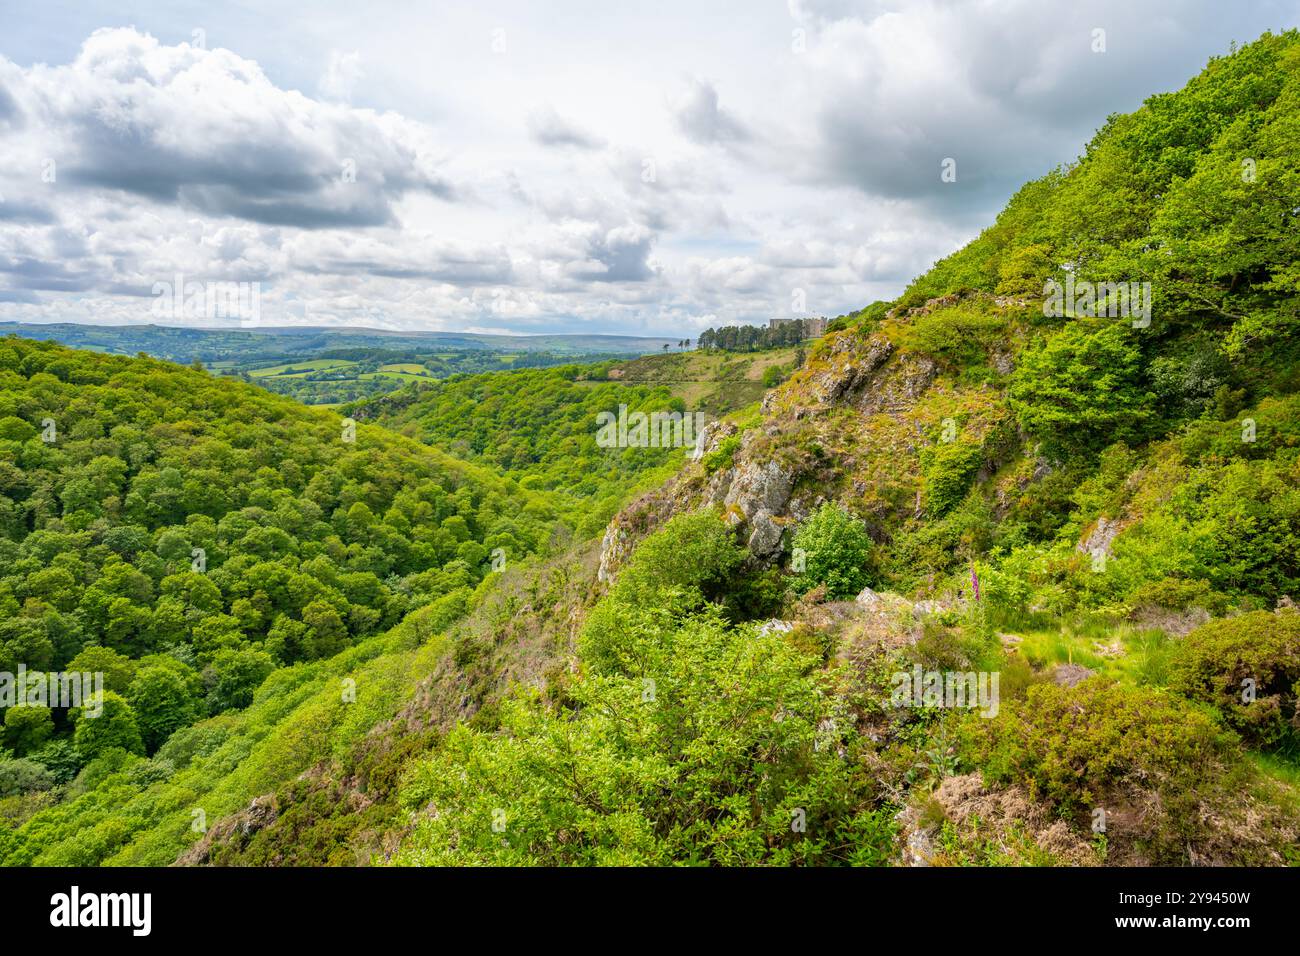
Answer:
[
  {"left": 747, "top": 508, "right": 784, "bottom": 558},
  {"left": 1053, "top": 663, "right": 1095, "bottom": 688},
  {"left": 724, "top": 460, "right": 794, "bottom": 520},
  {"left": 855, "top": 586, "right": 882, "bottom": 608}
]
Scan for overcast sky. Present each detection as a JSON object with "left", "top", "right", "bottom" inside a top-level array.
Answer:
[{"left": 0, "top": 0, "right": 1294, "bottom": 335}]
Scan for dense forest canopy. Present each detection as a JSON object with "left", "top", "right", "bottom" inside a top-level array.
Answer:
[{"left": 0, "top": 337, "right": 562, "bottom": 790}]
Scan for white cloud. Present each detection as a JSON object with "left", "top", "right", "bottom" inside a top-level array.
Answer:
[
  {"left": 319, "top": 50, "right": 363, "bottom": 103},
  {"left": 0, "top": 2, "right": 1293, "bottom": 334}
]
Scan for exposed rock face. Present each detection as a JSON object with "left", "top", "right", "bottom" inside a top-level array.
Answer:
[
  {"left": 856, "top": 353, "right": 938, "bottom": 415},
  {"left": 1078, "top": 515, "right": 1126, "bottom": 559},
  {"left": 746, "top": 508, "right": 784, "bottom": 558},
  {"left": 808, "top": 335, "right": 894, "bottom": 405},
  {"left": 597, "top": 524, "right": 631, "bottom": 583},
  {"left": 991, "top": 348, "right": 1016, "bottom": 375},
  {"left": 912, "top": 599, "right": 946, "bottom": 619},
  {"left": 855, "top": 586, "right": 883, "bottom": 609},
  {"left": 724, "top": 460, "right": 794, "bottom": 521},
  {"left": 595, "top": 321, "right": 943, "bottom": 576},
  {"left": 691, "top": 420, "right": 716, "bottom": 461},
  {"left": 174, "top": 795, "right": 279, "bottom": 866}
]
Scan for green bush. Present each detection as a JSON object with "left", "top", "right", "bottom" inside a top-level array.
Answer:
[
  {"left": 895, "top": 302, "right": 1008, "bottom": 368},
  {"left": 1167, "top": 611, "right": 1300, "bottom": 749},
  {"left": 395, "top": 613, "right": 889, "bottom": 866},
  {"left": 1129, "top": 577, "right": 1227, "bottom": 615},
  {"left": 792, "top": 503, "right": 873, "bottom": 599},
  {"left": 579, "top": 510, "right": 745, "bottom": 673},
  {"left": 962, "top": 678, "right": 1249, "bottom": 862},
  {"left": 1008, "top": 322, "right": 1154, "bottom": 460},
  {"left": 701, "top": 433, "right": 742, "bottom": 474},
  {"left": 922, "top": 441, "right": 983, "bottom": 517},
  {"left": 0, "top": 758, "right": 54, "bottom": 797}
]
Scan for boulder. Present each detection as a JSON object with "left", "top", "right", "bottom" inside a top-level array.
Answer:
[
  {"left": 1053, "top": 663, "right": 1095, "bottom": 688},
  {"left": 724, "top": 459, "right": 794, "bottom": 521},
  {"left": 746, "top": 508, "right": 784, "bottom": 558}
]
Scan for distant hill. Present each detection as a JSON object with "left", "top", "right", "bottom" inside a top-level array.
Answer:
[
  {"left": 0, "top": 322, "right": 689, "bottom": 405},
  {"left": 0, "top": 322, "right": 683, "bottom": 364}
]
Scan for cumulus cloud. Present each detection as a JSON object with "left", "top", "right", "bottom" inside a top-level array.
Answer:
[
  {"left": 0, "top": 3, "right": 1292, "bottom": 334},
  {"left": 527, "top": 106, "right": 605, "bottom": 150},
  {"left": 2, "top": 29, "right": 451, "bottom": 229},
  {"left": 672, "top": 77, "right": 751, "bottom": 146},
  {"left": 778, "top": 0, "right": 1290, "bottom": 220},
  {"left": 318, "top": 50, "right": 363, "bottom": 103}
]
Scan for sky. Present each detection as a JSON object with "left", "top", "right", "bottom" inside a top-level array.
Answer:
[{"left": 0, "top": 0, "right": 1295, "bottom": 336}]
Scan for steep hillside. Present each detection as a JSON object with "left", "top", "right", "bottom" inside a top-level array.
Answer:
[
  {"left": 0, "top": 337, "right": 573, "bottom": 864},
  {"left": 384, "top": 32, "right": 1300, "bottom": 866},
  {"left": 601, "top": 346, "right": 801, "bottom": 415},
  {"left": 604, "top": 30, "right": 1300, "bottom": 614},
  {"left": 345, "top": 352, "right": 798, "bottom": 534}
]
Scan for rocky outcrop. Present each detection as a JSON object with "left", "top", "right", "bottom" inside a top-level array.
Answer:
[
  {"left": 597, "top": 524, "right": 631, "bottom": 583},
  {"left": 807, "top": 335, "right": 894, "bottom": 406},
  {"left": 855, "top": 353, "right": 938, "bottom": 415},
  {"left": 1077, "top": 515, "right": 1130, "bottom": 560},
  {"left": 173, "top": 794, "right": 279, "bottom": 866},
  {"left": 596, "top": 320, "right": 942, "bottom": 578},
  {"left": 723, "top": 459, "right": 794, "bottom": 521},
  {"left": 746, "top": 508, "right": 784, "bottom": 558}
]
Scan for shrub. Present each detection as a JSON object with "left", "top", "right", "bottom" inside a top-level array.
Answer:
[
  {"left": 0, "top": 758, "right": 54, "bottom": 797},
  {"left": 1129, "top": 576, "right": 1227, "bottom": 615},
  {"left": 579, "top": 510, "right": 746, "bottom": 673},
  {"left": 792, "top": 503, "right": 873, "bottom": 599},
  {"left": 395, "top": 615, "right": 888, "bottom": 866},
  {"left": 701, "top": 433, "right": 741, "bottom": 474},
  {"left": 26, "top": 740, "right": 83, "bottom": 784},
  {"left": 1008, "top": 322, "right": 1153, "bottom": 460},
  {"left": 895, "top": 302, "right": 1008, "bottom": 368},
  {"left": 922, "top": 441, "right": 983, "bottom": 517},
  {"left": 962, "top": 678, "right": 1249, "bottom": 862},
  {"left": 1167, "top": 611, "right": 1300, "bottom": 749}
]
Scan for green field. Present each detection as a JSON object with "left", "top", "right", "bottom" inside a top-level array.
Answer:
[
  {"left": 248, "top": 358, "right": 357, "bottom": 378},
  {"left": 378, "top": 363, "right": 429, "bottom": 374}
]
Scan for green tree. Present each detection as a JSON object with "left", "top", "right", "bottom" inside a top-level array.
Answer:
[
  {"left": 3, "top": 705, "right": 54, "bottom": 756},
  {"left": 72, "top": 691, "right": 145, "bottom": 758},
  {"left": 65, "top": 645, "right": 137, "bottom": 696},
  {"left": 792, "top": 503, "right": 873, "bottom": 599},
  {"left": 1008, "top": 322, "right": 1153, "bottom": 460},
  {"left": 128, "top": 665, "right": 199, "bottom": 752},
  {"left": 302, "top": 601, "right": 348, "bottom": 660},
  {"left": 206, "top": 647, "right": 275, "bottom": 712}
]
